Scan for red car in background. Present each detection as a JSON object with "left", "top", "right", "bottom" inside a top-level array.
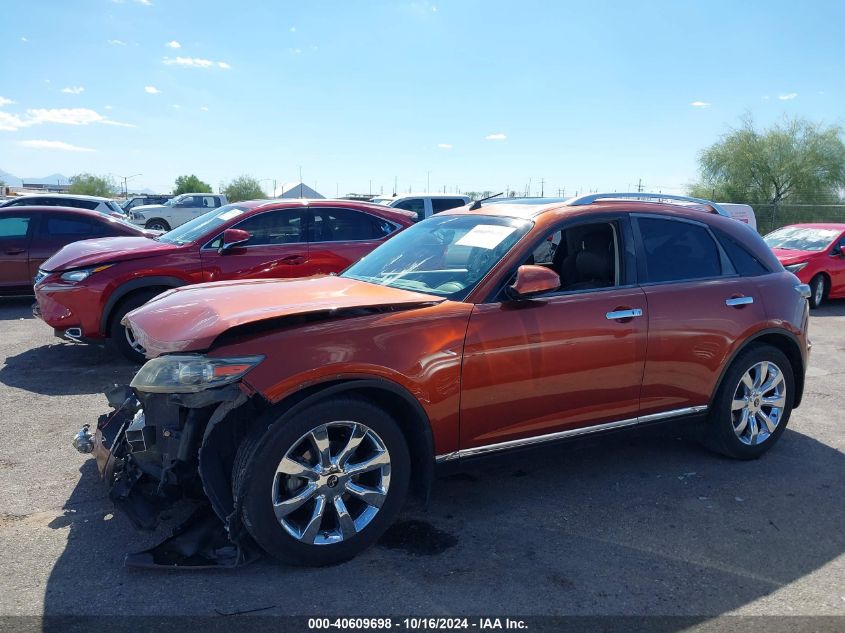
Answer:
[
  {"left": 764, "top": 223, "right": 845, "bottom": 308},
  {"left": 34, "top": 199, "right": 414, "bottom": 361},
  {"left": 0, "top": 206, "right": 153, "bottom": 296}
]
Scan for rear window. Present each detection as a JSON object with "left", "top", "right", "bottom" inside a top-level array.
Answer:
[
  {"left": 637, "top": 217, "right": 722, "bottom": 283},
  {"left": 713, "top": 228, "right": 770, "bottom": 276},
  {"left": 44, "top": 215, "right": 98, "bottom": 237},
  {"left": 431, "top": 198, "right": 467, "bottom": 214},
  {"left": 0, "top": 216, "right": 30, "bottom": 238}
]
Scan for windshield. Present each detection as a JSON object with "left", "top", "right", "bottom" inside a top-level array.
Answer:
[
  {"left": 370, "top": 198, "right": 393, "bottom": 206},
  {"left": 342, "top": 214, "right": 532, "bottom": 299},
  {"left": 157, "top": 204, "right": 248, "bottom": 245},
  {"left": 764, "top": 227, "right": 841, "bottom": 252},
  {"left": 162, "top": 195, "right": 185, "bottom": 207}
]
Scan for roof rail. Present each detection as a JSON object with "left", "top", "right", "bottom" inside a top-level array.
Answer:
[{"left": 565, "top": 192, "right": 730, "bottom": 217}]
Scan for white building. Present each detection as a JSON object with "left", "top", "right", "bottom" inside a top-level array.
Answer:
[{"left": 276, "top": 182, "right": 324, "bottom": 199}]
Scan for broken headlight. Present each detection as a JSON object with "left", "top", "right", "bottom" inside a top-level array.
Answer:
[{"left": 130, "top": 354, "right": 264, "bottom": 393}]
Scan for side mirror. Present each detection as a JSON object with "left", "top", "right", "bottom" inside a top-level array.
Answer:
[
  {"left": 218, "top": 228, "right": 251, "bottom": 254},
  {"left": 506, "top": 265, "right": 560, "bottom": 300}
]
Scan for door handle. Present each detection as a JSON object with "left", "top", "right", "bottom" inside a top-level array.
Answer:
[
  {"left": 3, "top": 248, "right": 25, "bottom": 255},
  {"left": 279, "top": 255, "right": 307, "bottom": 265},
  {"left": 725, "top": 296, "right": 754, "bottom": 307},
  {"left": 605, "top": 308, "right": 643, "bottom": 320}
]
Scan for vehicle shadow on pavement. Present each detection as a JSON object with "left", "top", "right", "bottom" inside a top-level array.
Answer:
[
  {"left": 0, "top": 297, "right": 36, "bottom": 320},
  {"left": 40, "top": 423, "right": 844, "bottom": 620},
  {"left": 0, "top": 341, "right": 137, "bottom": 396}
]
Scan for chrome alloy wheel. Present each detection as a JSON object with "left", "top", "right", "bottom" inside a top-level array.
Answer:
[
  {"left": 813, "top": 278, "right": 824, "bottom": 306},
  {"left": 124, "top": 325, "right": 146, "bottom": 355},
  {"left": 731, "top": 361, "right": 787, "bottom": 446},
  {"left": 271, "top": 421, "right": 391, "bottom": 545}
]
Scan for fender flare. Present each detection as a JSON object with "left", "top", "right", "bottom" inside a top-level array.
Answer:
[
  {"left": 709, "top": 327, "right": 807, "bottom": 408},
  {"left": 99, "top": 275, "right": 187, "bottom": 335}
]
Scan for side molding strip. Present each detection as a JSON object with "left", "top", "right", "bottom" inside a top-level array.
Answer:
[{"left": 435, "top": 405, "right": 708, "bottom": 463}]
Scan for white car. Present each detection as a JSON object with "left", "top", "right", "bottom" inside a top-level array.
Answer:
[
  {"left": 128, "top": 193, "right": 228, "bottom": 231},
  {"left": 0, "top": 193, "right": 126, "bottom": 218},
  {"left": 370, "top": 193, "right": 470, "bottom": 222}
]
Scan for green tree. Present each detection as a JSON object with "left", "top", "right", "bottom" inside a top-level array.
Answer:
[
  {"left": 68, "top": 173, "right": 118, "bottom": 197},
  {"left": 223, "top": 175, "right": 267, "bottom": 202},
  {"left": 173, "top": 174, "right": 212, "bottom": 195},
  {"left": 689, "top": 115, "right": 845, "bottom": 205}
]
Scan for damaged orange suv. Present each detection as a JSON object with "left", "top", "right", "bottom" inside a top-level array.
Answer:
[{"left": 75, "top": 193, "right": 811, "bottom": 568}]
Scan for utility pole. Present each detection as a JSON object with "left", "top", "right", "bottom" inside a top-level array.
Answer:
[
  {"left": 539, "top": 178, "right": 545, "bottom": 197},
  {"left": 637, "top": 178, "right": 643, "bottom": 193}
]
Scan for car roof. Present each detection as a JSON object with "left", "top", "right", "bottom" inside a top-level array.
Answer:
[
  {"left": 373, "top": 193, "right": 470, "bottom": 199},
  {"left": 229, "top": 198, "right": 416, "bottom": 221},
  {"left": 7, "top": 193, "right": 113, "bottom": 202},
  {"left": 774, "top": 223, "right": 845, "bottom": 231},
  {"left": 441, "top": 198, "right": 727, "bottom": 221}
]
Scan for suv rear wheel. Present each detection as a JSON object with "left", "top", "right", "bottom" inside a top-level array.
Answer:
[
  {"left": 236, "top": 396, "right": 410, "bottom": 566},
  {"left": 705, "top": 344, "right": 794, "bottom": 459}
]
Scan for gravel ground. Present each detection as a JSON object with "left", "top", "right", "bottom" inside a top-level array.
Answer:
[{"left": 0, "top": 296, "right": 843, "bottom": 622}]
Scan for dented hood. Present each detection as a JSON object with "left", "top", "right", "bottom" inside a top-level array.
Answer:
[
  {"left": 125, "top": 275, "right": 444, "bottom": 358},
  {"left": 41, "top": 236, "right": 181, "bottom": 272}
]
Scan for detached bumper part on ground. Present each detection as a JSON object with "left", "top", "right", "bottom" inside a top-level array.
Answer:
[{"left": 77, "top": 384, "right": 259, "bottom": 569}]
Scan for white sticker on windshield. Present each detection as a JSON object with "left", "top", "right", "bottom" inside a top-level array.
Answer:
[
  {"left": 455, "top": 224, "right": 517, "bottom": 249},
  {"left": 218, "top": 208, "right": 245, "bottom": 221}
]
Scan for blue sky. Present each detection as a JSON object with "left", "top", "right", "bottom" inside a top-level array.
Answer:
[{"left": 1, "top": 0, "right": 842, "bottom": 197}]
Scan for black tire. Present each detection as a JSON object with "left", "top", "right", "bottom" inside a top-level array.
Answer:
[
  {"left": 145, "top": 218, "right": 171, "bottom": 232},
  {"left": 809, "top": 274, "right": 826, "bottom": 309},
  {"left": 108, "top": 289, "right": 163, "bottom": 363},
  {"left": 704, "top": 344, "right": 794, "bottom": 460},
  {"left": 236, "top": 396, "right": 410, "bottom": 566}
]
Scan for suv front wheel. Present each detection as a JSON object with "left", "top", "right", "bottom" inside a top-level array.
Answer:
[
  {"left": 705, "top": 344, "right": 795, "bottom": 459},
  {"left": 236, "top": 396, "right": 410, "bottom": 566}
]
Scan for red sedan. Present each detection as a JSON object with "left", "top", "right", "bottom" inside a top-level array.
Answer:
[
  {"left": 34, "top": 199, "right": 414, "bottom": 361},
  {"left": 764, "top": 223, "right": 845, "bottom": 308},
  {"left": 0, "top": 206, "right": 152, "bottom": 296}
]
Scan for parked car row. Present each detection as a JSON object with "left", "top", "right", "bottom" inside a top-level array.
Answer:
[{"left": 49, "top": 192, "right": 813, "bottom": 569}]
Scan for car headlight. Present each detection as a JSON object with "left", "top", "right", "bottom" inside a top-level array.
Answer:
[
  {"left": 60, "top": 264, "right": 113, "bottom": 283},
  {"left": 784, "top": 262, "right": 808, "bottom": 273},
  {"left": 130, "top": 354, "right": 264, "bottom": 393},
  {"left": 132, "top": 212, "right": 145, "bottom": 220}
]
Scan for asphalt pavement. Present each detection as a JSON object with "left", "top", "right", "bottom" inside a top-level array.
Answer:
[{"left": 0, "top": 295, "right": 843, "bottom": 623}]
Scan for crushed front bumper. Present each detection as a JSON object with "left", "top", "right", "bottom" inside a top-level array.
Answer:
[{"left": 75, "top": 384, "right": 258, "bottom": 569}]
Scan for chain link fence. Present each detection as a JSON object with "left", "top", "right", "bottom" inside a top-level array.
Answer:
[{"left": 749, "top": 203, "right": 845, "bottom": 235}]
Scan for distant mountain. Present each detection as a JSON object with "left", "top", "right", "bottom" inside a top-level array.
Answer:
[{"left": 0, "top": 169, "right": 70, "bottom": 186}]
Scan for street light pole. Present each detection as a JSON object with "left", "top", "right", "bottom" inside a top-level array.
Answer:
[{"left": 118, "top": 173, "right": 142, "bottom": 197}]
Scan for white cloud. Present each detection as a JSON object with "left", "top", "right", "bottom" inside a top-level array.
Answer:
[
  {"left": 0, "top": 112, "right": 26, "bottom": 131},
  {"left": 485, "top": 133, "right": 507, "bottom": 141},
  {"left": 0, "top": 97, "right": 14, "bottom": 107},
  {"left": 437, "top": 143, "right": 453, "bottom": 149},
  {"left": 104, "top": 105, "right": 113, "bottom": 110},
  {"left": 107, "top": 39, "right": 126, "bottom": 45},
  {"left": 778, "top": 92, "right": 798, "bottom": 100},
  {"left": 165, "top": 40, "right": 181, "bottom": 49},
  {"left": 144, "top": 86, "right": 161, "bottom": 94},
  {"left": 162, "top": 56, "right": 231, "bottom": 69},
  {"left": 200, "top": 106, "right": 209, "bottom": 111},
  {"left": 135, "top": 0, "right": 152, "bottom": 5},
  {"left": 18, "top": 140, "right": 95, "bottom": 152},
  {"left": 690, "top": 101, "right": 711, "bottom": 108},
  {"left": 20, "top": 36, "right": 28, "bottom": 42},
  {"left": 289, "top": 26, "right": 296, "bottom": 32},
  {"left": 61, "top": 86, "right": 85, "bottom": 95},
  {"left": 172, "top": 104, "right": 181, "bottom": 109},
  {"left": 0, "top": 107, "right": 134, "bottom": 131}
]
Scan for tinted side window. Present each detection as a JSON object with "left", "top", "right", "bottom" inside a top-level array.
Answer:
[
  {"left": 310, "top": 209, "right": 393, "bottom": 242},
  {"left": 232, "top": 209, "right": 305, "bottom": 246},
  {"left": 713, "top": 228, "right": 769, "bottom": 276},
  {"left": 393, "top": 198, "right": 425, "bottom": 221},
  {"left": 637, "top": 217, "right": 721, "bottom": 283},
  {"left": 43, "top": 215, "right": 97, "bottom": 237},
  {"left": 431, "top": 198, "right": 466, "bottom": 214},
  {"left": 0, "top": 216, "right": 31, "bottom": 238}
]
